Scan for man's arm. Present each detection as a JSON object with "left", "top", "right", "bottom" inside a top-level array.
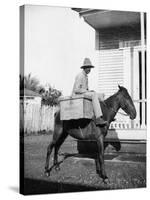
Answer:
[{"left": 72, "top": 74, "right": 88, "bottom": 94}]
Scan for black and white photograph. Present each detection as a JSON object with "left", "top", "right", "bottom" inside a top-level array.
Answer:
[{"left": 19, "top": 4, "right": 147, "bottom": 195}]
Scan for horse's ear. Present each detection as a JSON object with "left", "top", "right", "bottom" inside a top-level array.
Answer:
[{"left": 118, "top": 84, "right": 121, "bottom": 90}]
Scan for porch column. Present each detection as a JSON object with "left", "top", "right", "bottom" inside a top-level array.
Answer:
[{"left": 140, "top": 12, "right": 146, "bottom": 128}]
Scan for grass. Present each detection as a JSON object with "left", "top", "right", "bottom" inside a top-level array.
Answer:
[{"left": 22, "top": 135, "right": 146, "bottom": 194}]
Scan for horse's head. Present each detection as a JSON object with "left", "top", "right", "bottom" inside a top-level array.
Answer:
[{"left": 118, "top": 85, "right": 136, "bottom": 120}]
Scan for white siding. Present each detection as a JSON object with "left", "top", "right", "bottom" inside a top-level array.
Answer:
[
  {"left": 97, "top": 49, "right": 124, "bottom": 98},
  {"left": 97, "top": 48, "right": 131, "bottom": 130}
]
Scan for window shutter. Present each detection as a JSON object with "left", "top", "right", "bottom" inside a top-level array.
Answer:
[{"left": 97, "top": 49, "right": 124, "bottom": 98}]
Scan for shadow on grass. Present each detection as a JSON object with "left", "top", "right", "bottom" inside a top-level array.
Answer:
[
  {"left": 22, "top": 178, "right": 109, "bottom": 195},
  {"left": 9, "top": 186, "right": 19, "bottom": 193}
]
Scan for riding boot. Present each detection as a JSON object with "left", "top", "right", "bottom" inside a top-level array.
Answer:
[{"left": 95, "top": 116, "right": 108, "bottom": 127}]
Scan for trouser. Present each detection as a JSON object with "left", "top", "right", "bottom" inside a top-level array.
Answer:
[{"left": 84, "top": 91, "right": 104, "bottom": 118}]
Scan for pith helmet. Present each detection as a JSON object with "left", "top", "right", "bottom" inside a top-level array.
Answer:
[{"left": 80, "top": 58, "right": 95, "bottom": 69}]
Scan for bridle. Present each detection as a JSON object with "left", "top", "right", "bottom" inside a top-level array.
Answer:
[
  {"left": 117, "top": 110, "right": 129, "bottom": 117},
  {"left": 103, "top": 101, "right": 129, "bottom": 117}
]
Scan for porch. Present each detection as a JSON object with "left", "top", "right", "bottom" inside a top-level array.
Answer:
[{"left": 109, "top": 99, "right": 146, "bottom": 140}]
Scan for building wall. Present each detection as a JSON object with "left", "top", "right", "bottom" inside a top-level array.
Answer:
[
  {"left": 96, "top": 25, "right": 140, "bottom": 50},
  {"left": 96, "top": 25, "right": 147, "bottom": 132},
  {"left": 96, "top": 25, "right": 141, "bottom": 97}
]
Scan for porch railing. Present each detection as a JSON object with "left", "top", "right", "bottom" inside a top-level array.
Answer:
[{"left": 110, "top": 99, "right": 147, "bottom": 130}]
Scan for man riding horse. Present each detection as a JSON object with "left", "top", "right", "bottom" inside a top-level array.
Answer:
[
  {"left": 72, "top": 57, "right": 108, "bottom": 127},
  {"left": 44, "top": 58, "right": 136, "bottom": 181}
]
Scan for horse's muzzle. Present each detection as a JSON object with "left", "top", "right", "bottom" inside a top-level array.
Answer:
[{"left": 130, "top": 109, "right": 137, "bottom": 120}]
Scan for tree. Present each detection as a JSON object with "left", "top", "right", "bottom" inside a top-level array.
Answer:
[
  {"left": 20, "top": 74, "right": 62, "bottom": 106},
  {"left": 24, "top": 73, "right": 41, "bottom": 92},
  {"left": 41, "top": 85, "right": 62, "bottom": 106},
  {"left": 20, "top": 73, "right": 44, "bottom": 92}
]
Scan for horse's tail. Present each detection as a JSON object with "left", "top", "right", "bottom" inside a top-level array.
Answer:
[
  {"left": 54, "top": 111, "right": 57, "bottom": 118},
  {"left": 53, "top": 109, "right": 63, "bottom": 133},
  {"left": 54, "top": 109, "right": 60, "bottom": 122}
]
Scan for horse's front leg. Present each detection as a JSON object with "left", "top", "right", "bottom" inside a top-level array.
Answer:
[
  {"left": 95, "top": 157, "right": 101, "bottom": 174},
  {"left": 53, "top": 145, "right": 61, "bottom": 171},
  {"left": 45, "top": 141, "right": 55, "bottom": 176},
  {"left": 96, "top": 134, "right": 108, "bottom": 181}
]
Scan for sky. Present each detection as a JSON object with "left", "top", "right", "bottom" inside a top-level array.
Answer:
[{"left": 24, "top": 5, "right": 98, "bottom": 95}]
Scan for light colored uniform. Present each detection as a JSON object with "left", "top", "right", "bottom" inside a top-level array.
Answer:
[{"left": 72, "top": 70, "right": 103, "bottom": 118}]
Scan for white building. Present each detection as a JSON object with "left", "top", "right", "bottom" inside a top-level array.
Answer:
[
  {"left": 20, "top": 88, "right": 42, "bottom": 105},
  {"left": 73, "top": 9, "right": 146, "bottom": 143}
]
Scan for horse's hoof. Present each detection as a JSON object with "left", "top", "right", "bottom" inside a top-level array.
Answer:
[
  {"left": 44, "top": 170, "right": 50, "bottom": 177},
  {"left": 45, "top": 172, "right": 50, "bottom": 177},
  {"left": 55, "top": 165, "right": 60, "bottom": 171},
  {"left": 103, "top": 177, "right": 109, "bottom": 184}
]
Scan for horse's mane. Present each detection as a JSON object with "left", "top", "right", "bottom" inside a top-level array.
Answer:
[
  {"left": 103, "top": 91, "right": 119, "bottom": 109},
  {"left": 103, "top": 86, "right": 128, "bottom": 108}
]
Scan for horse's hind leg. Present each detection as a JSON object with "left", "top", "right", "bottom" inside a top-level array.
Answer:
[{"left": 97, "top": 134, "right": 108, "bottom": 181}]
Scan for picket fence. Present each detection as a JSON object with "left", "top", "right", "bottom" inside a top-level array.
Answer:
[
  {"left": 20, "top": 101, "right": 58, "bottom": 134},
  {"left": 20, "top": 99, "right": 146, "bottom": 135}
]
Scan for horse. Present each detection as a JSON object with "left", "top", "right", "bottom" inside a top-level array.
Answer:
[{"left": 44, "top": 85, "right": 136, "bottom": 181}]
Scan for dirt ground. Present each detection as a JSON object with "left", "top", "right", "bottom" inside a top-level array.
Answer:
[{"left": 22, "top": 135, "right": 146, "bottom": 195}]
